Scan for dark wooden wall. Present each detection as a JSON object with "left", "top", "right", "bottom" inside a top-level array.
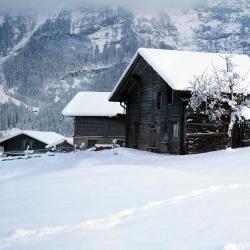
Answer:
[
  {"left": 124, "top": 57, "right": 184, "bottom": 154},
  {"left": 185, "top": 113, "right": 228, "bottom": 154},
  {"left": 0, "top": 134, "right": 47, "bottom": 153},
  {"left": 233, "top": 121, "right": 250, "bottom": 148},
  {"left": 74, "top": 115, "right": 126, "bottom": 138}
]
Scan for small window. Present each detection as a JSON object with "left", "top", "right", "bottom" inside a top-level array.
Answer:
[
  {"left": 173, "top": 123, "right": 179, "bottom": 138},
  {"left": 167, "top": 88, "right": 173, "bottom": 104},
  {"left": 157, "top": 91, "right": 162, "bottom": 110},
  {"left": 88, "top": 140, "right": 97, "bottom": 148}
]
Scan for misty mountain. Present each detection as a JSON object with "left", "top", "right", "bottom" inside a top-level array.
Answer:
[{"left": 0, "top": 0, "right": 249, "bottom": 135}]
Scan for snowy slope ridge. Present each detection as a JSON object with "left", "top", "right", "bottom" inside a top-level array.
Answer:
[
  {"left": 0, "top": 85, "right": 22, "bottom": 106},
  {"left": 0, "top": 85, "right": 39, "bottom": 111},
  {"left": 1, "top": 147, "right": 250, "bottom": 250},
  {"left": 0, "top": 15, "right": 47, "bottom": 66}
]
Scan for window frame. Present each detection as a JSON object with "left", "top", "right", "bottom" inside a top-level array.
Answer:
[
  {"left": 173, "top": 122, "right": 179, "bottom": 139},
  {"left": 22, "top": 138, "right": 33, "bottom": 150},
  {"left": 156, "top": 91, "right": 163, "bottom": 110},
  {"left": 167, "top": 88, "right": 174, "bottom": 105}
]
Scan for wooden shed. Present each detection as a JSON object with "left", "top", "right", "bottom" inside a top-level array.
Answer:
[
  {"left": 0, "top": 130, "right": 66, "bottom": 156},
  {"left": 109, "top": 48, "right": 250, "bottom": 154},
  {"left": 45, "top": 138, "right": 74, "bottom": 152},
  {"left": 62, "top": 92, "right": 126, "bottom": 148}
]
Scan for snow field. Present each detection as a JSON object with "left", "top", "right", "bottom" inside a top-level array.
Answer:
[{"left": 1, "top": 148, "right": 250, "bottom": 250}]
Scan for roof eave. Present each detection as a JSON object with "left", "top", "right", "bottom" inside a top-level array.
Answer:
[
  {"left": 0, "top": 132, "right": 48, "bottom": 145},
  {"left": 71, "top": 113, "right": 123, "bottom": 118},
  {"left": 109, "top": 51, "right": 141, "bottom": 102}
]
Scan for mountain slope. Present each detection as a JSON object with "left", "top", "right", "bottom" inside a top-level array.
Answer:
[{"left": 0, "top": 0, "right": 249, "bottom": 135}]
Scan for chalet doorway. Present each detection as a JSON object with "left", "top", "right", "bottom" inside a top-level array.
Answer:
[
  {"left": 127, "top": 122, "right": 139, "bottom": 149},
  {"left": 149, "top": 124, "right": 156, "bottom": 150},
  {"left": 168, "top": 121, "right": 180, "bottom": 154}
]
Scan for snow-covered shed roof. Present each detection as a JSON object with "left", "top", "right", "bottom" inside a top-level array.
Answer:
[
  {"left": 110, "top": 48, "right": 250, "bottom": 100},
  {"left": 62, "top": 91, "right": 124, "bottom": 117},
  {"left": 0, "top": 130, "right": 66, "bottom": 146},
  {"left": 45, "top": 137, "right": 73, "bottom": 149}
]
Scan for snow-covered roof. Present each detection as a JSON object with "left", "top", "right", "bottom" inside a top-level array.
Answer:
[
  {"left": 110, "top": 48, "right": 250, "bottom": 99},
  {"left": 62, "top": 92, "right": 124, "bottom": 117},
  {"left": 45, "top": 137, "right": 74, "bottom": 149},
  {"left": 0, "top": 130, "right": 66, "bottom": 146}
]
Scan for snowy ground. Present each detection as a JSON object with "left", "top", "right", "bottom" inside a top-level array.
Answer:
[{"left": 1, "top": 148, "right": 250, "bottom": 250}]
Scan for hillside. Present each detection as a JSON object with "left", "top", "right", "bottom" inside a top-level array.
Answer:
[
  {"left": 1, "top": 147, "right": 250, "bottom": 249},
  {"left": 0, "top": 0, "right": 249, "bottom": 134}
]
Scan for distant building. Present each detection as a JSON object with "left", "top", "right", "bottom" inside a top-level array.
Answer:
[
  {"left": 46, "top": 138, "right": 74, "bottom": 152},
  {"left": 109, "top": 48, "right": 250, "bottom": 154},
  {"left": 0, "top": 130, "right": 66, "bottom": 156},
  {"left": 62, "top": 92, "right": 126, "bottom": 148}
]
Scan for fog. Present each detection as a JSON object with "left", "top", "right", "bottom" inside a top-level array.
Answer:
[{"left": 0, "top": 0, "right": 206, "bottom": 13}]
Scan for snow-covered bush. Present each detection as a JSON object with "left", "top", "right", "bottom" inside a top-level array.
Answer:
[{"left": 189, "top": 55, "right": 250, "bottom": 134}]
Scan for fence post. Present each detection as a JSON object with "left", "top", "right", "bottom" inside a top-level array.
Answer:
[
  {"left": 112, "top": 138, "right": 117, "bottom": 149},
  {"left": 26, "top": 146, "right": 30, "bottom": 159}
]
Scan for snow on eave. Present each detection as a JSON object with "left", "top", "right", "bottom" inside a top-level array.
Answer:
[
  {"left": 0, "top": 130, "right": 66, "bottom": 146},
  {"left": 137, "top": 48, "right": 181, "bottom": 90},
  {"left": 109, "top": 48, "right": 183, "bottom": 101},
  {"left": 62, "top": 91, "right": 125, "bottom": 117},
  {"left": 109, "top": 51, "right": 140, "bottom": 101},
  {"left": 45, "top": 137, "right": 73, "bottom": 149},
  {"left": 0, "top": 131, "right": 29, "bottom": 144},
  {"left": 109, "top": 48, "right": 250, "bottom": 101}
]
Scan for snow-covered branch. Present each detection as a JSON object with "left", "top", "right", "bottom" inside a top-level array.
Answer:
[{"left": 188, "top": 55, "right": 250, "bottom": 133}]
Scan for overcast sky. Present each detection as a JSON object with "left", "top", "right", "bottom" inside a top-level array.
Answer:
[{"left": 0, "top": 0, "right": 206, "bottom": 13}]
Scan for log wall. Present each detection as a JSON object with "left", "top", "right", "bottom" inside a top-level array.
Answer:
[
  {"left": 125, "top": 58, "right": 183, "bottom": 154},
  {"left": 185, "top": 113, "right": 228, "bottom": 154},
  {"left": 74, "top": 115, "right": 126, "bottom": 148}
]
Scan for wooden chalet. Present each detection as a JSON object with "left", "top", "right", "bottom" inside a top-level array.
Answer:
[
  {"left": 0, "top": 130, "right": 66, "bottom": 156},
  {"left": 109, "top": 48, "right": 250, "bottom": 154},
  {"left": 62, "top": 92, "right": 126, "bottom": 148}
]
